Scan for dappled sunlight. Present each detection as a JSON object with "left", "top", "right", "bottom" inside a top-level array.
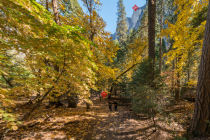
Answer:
[
  {"left": 1, "top": 0, "right": 210, "bottom": 139},
  {"left": 21, "top": 131, "right": 68, "bottom": 140},
  {"left": 4, "top": 97, "right": 196, "bottom": 140}
]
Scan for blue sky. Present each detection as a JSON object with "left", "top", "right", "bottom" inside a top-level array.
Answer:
[{"left": 78, "top": 0, "right": 146, "bottom": 33}]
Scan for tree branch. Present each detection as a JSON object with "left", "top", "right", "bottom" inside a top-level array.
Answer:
[
  {"left": 22, "top": 54, "right": 66, "bottom": 120},
  {"left": 1, "top": 74, "right": 13, "bottom": 88}
]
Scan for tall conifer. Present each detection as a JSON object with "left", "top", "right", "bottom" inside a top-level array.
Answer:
[{"left": 116, "top": 0, "right": 128, "bottom": 44}]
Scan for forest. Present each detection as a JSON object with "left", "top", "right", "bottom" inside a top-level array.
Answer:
[{"left": 0, "top": 0, "right": 209, "bottom": 139}]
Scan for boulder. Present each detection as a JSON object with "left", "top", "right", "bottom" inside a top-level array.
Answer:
[
  {"left": 181, "top": 87, "right": 196, "bottom": 101},
  {"left": 49, "top": 92, "right": 79, "bottom": 108}
]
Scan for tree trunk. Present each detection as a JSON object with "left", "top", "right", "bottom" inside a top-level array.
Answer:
[
  {"left": 22, "top": 57, "right": 66, "bottom": 120},
  {"left": 148, "top": 0, "right": 156, "bottom": 81},
  {"left": 187, "top": 52, "right": 191, "bottom": 82},
  {"left": 52, "top": 0, "right": 60, "bottom": 25},
  {"left": 159, "top": 0, "right": 164, "bottom": 74},
  {"left": 159, "top": 39, "right": 162, "bottom": 73},
  {"left": 89, "top": 0, "right": 94, "bottom": 42},
  {"left": 171, "top": 60, "right": 175, "bottom": 96},
  {"left": 175, "top": 56, "right": 180, "bottom": 101},
  {"left": 175, "top": 71, "right": 180, "bottom": 101},
  {"left": 190, "top": 0, "right": 210, "bottom": 136},
  {"left": 1, "top": 74, "right": 13, "bottom": 88},
  {"left": 46, "top": 0, "right": 49, "bottom": 11},
  {"left": 22, "top": 85, "right": 55, "bottom": 120}
]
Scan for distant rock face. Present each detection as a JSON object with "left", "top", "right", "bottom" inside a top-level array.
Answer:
[
  {"left": 112, "top": 5, "right": 146, "bottom": 40},
  {"left": 127, "top": 17, "right": 132, "bottom": 30},
  {"left": 128, "top": 5, "right": 146, "bottom": 30}
]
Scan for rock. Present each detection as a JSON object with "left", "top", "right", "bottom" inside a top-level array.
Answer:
[
  {"left": 49, "top": 92, "right": 79, "bottom": 108},
  {"left": 181, "top": 87, "right": 196, "bottom": 101},
  {"left": 59, "top": 93, "right": 79, "bottom": 108}
]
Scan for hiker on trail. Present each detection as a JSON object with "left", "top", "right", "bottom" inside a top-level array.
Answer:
[
  {"left": 99, "top": 91, "right": 117, "bottom": 112},
  {"left": 101, "top": 91, "right": 108, "bottom": 98},
  {"left": 108, "top": 100, "right": 118, "bottom": 111}
]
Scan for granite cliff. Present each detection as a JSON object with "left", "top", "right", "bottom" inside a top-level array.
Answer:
[{"left": 111, "top": 5, "right": 146, "bottom": 40}]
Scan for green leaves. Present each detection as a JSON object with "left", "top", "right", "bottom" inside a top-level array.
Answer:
[{"left": 191, "top": 6, "right": 208, "bottom": 28}]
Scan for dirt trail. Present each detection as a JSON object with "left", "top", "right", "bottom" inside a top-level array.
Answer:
[
  {"left": 86, "top": 99, "right": 184, "bottom": 140},
  {"left": 3, "top": 98, "right": 185, "bottom": 140}
]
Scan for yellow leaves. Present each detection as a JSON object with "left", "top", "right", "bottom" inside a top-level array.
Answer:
[
  {"left": 174, "top": 36, "right": 178, "bottom": 41},
  {"left": 162, "top": 0, "right": 205, "bottom": 79},
  {"left": 11, "top": 125, "right": 18, "bottom": 131},
  {"left": 0, "top": 89, "right": 15, "bottom": 108},
  {"left": 187, "top": 80, "right": 197, "bottom": 87},
  {"left": 0, "top": 88, "right": 8, "bottom": 94},
  {"left": 60, "top": 4, "right": 65, "bottom": 11},
  {"left": 7, "top": 120, "right": 19, "bottom": 131},
  {"left": 0, "top": 94, "right": 5, "bottom": 99},
  {"left": 194, "top": 0, "right": 209, "bottom": 11}
]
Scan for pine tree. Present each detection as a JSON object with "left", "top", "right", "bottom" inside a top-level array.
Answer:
[
  {"left": 148, "top": 0, "right": 156, "bottom": 82},
  {"left": 190, "top": 0, "right": 210, "bottom": 136},
  {"left": 116, "top": 0, "right": 128, "bottom": 44}
]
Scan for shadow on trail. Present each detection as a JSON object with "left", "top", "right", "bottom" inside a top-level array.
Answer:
[{"left": 4, "top": 98, "right": 185, "bottom": 140}]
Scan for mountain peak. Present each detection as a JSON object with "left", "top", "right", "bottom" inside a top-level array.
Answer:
[
  {"left": 112, "top": 4, "right": 146, "bottom": 40},
  {"left": 128, "top": 4, "right": 146, "bottom": 30}
]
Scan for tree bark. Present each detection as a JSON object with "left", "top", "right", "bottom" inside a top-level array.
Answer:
[
  {"left": 46, "top": 0, "right": 49, "bottom": 11},
  {"left": 159, "top": 0, "right": 164, "bottom": 74},
  {"left": 85, "top": 0, "right": 95, "bottom": 41},
  {"left": 175, "top": 56, "right": 181, "bottom": 101},
  {"left": 148, "top": 0, "right": 156, "bottom": 81},
  {"left": 22, "top": 85, "right": 55, "bottom": 120},
  {"left": 187, "top": 52, "right": 191, "bottom": 82},
  {"left": 190, "top": 0, "right": 210, "bottom": 136},
  {"left": 175, "top": 71, "right": 180, "bottom": 101},
  {"left": 1, "top": 74, "right": 13, "bottom": 88},
  {"left": 89, "top": 1, "right": 94, "bottom": 42},
  {"left": 159, "top": 39, "right": 162, "bottom": 73},
  {"left": 52, "top": 0, "right": 60, "bottom": 25},
  {"left": 171, "top": 60, "right": 175, "bottom": 96}
]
